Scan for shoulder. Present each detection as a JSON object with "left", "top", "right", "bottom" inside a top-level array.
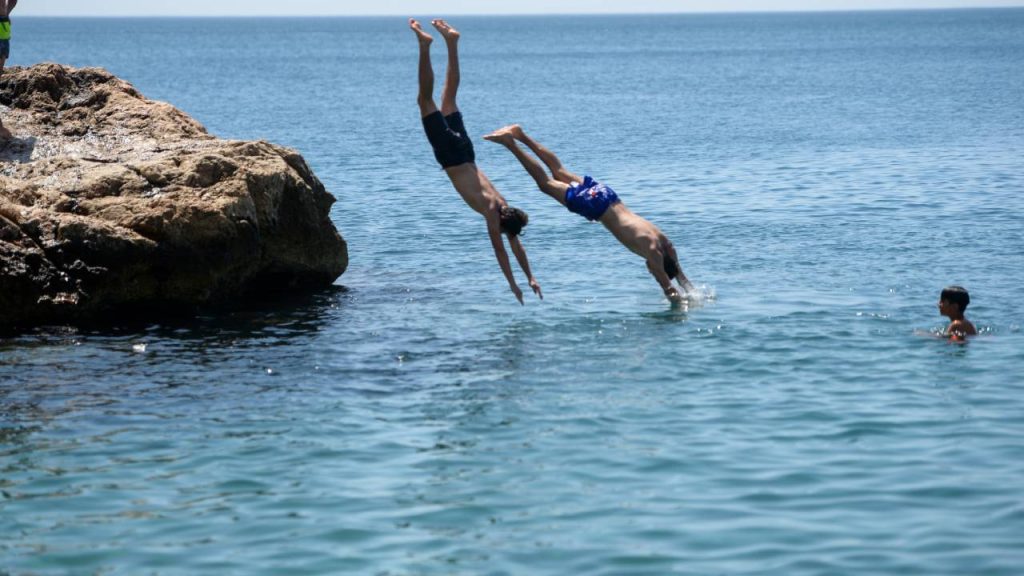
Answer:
[
  {"left": 483, "top": 203, "right": 502, "bottom": 226},
  {"left": 948, "top": 319, "right": 977, "bottom": 338},
  {"left": 486, "top": 199, "right": 504, "bottom": 216}
]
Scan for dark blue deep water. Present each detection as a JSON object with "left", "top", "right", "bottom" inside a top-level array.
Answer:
[{"left": 3, "top": 10, "right": 1024, "bottom": 575}]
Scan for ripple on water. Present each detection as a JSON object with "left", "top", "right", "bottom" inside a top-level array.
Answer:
[{"left": 5, "top": 11, "right": 1024, "bottom": 576}]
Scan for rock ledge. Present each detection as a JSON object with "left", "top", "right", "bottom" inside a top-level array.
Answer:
[{"left": 1, "top": 63, "right": 347, "bottom": 330}]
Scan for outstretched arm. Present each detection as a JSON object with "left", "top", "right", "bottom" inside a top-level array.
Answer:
[
  {"left": 487, "top": 214, "right": 524, "bottom": 305},
  {"left": 663, "top": 241, "right": 695, "bottom": 293},
  {"left": 508, "top": 235, "right": 542, "bottom": 300},
  {"left": 646, "top": 249, "right": 682, "bottom": 303}
]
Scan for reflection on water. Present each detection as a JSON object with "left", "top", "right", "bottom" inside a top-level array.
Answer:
[{"left": 3, "top": 9, "right": 1024, "bottom": 576}]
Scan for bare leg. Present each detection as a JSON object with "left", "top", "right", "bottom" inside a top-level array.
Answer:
[
  {"left": 484, "top": 129, "right": 568, "bottom": 204},
  {"left": 0, "top": 62, "right": 9, "bottom": 140},
  {"left": 431, "top": 19, "right": 461, "bottom": 116},
  {"left": 509, "top": 125, "right": 581, "bottom": 185},
  {"left": 409, "top": 19, "right": 438, "bottom": 117}
]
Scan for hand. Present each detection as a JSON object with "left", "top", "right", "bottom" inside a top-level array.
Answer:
[
  {"left": 529, "top": 278, "right": 543, "bottom": 300},
  {"left": 665, "top": 286, "right": 683, "bottom": 304},
  {"left": 511, "top": 284, "right": 524, "bottom": 305}
]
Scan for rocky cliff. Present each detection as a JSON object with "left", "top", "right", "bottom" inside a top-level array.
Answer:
[{"left": 0, "top": 63, "right": 347, "bottom": 330}]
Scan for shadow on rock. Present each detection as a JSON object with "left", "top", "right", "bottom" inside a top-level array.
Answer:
[{"left": 0, "top": 136, "right": 36, "bottom": 164}]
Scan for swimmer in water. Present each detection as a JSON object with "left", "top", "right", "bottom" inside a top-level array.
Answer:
[
  {"left": 938, "top": 285, "right": 977, "bottom": 342},
  {"left": 409, "top": 19, "right": 541, "bottom": 305},
  {"left": 485, "top": 124, "right": 694, "bottom": 303}
]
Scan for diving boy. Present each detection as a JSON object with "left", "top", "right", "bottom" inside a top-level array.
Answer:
[
  {"left": 0, "top": 0, "right": 17, "bottom": 140},
  {"left": 409, "top": 19, "right": 541, "bottom": 305},
  {"left": 938, "top": 286, "right": 977, "bottom": 342},
  {"left": 485, "top": 125, "right": 694, "bottom": 303}
]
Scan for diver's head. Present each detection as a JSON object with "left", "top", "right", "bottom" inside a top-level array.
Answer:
[
  {"left": 663, "top": 254, "right": 680, "bottom": 279},
  {"left": 500, "top": 205, "right": 529, "bottom": 237}
]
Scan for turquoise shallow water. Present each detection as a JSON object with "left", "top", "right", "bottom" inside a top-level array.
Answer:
[{"left": 3, "top": 11, "right": 1024, "bottom": 575}]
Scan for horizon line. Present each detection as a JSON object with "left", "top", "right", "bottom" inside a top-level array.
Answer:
[{"left": 14, "top": 5, "right": 1024, "bottom": 18}]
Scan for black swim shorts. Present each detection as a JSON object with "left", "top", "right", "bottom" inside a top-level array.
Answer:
[{"left": 422, "top": 110, "right": 475, "bottom": 169}]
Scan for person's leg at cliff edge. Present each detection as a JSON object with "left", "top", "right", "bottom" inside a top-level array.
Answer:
[{"left": 0, "top": 0, "right": 19, "bottom": 140}]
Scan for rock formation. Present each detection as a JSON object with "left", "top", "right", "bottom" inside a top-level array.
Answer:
[{"left": 0, "top": 63, "right": 347, "bottom": 331}]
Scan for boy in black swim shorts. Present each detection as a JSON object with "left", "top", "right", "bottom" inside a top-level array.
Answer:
[{"left": 410, "top": 18, "right": 541, "bottom": 305}]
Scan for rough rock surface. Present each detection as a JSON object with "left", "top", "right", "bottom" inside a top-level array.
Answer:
[{"left": 0, "top": 63, "right": 347, "bottom": 330}]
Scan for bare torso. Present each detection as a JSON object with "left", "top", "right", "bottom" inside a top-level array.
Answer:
[
  {"left": 445, "top": 163, "right": 505, "bottom": 216},
  {"left": 947, "top": 319, "right": 978, "bottom": 341},
  {"left": 598, "top": 202, "right": 667, "bottom": 260}
]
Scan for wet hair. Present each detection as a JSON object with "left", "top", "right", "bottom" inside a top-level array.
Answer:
[
  {"left": 500, "top": 206, "right": 529, "bottom": 237},
  {"left": 663, "top": 254, "right": 680, "bottom": 279},
  {"left": 941, "top": 286, "right": 970, "bottom": 311}
]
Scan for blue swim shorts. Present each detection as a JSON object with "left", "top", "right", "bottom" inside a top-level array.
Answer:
[{"left": 565, "top": 176, "right": 621, "bottom": 221}]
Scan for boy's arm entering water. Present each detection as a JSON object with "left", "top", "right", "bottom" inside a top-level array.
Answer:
[
  {"left": 646, "top": 249, "right": 682, "bottom": 303},
  {"left": 486, "top": 214, "right": 524, "bottom": 305},
  {"left": 508, "top": 235, "right": 542, "bottom": 300},
  {"left": 663, "top": 240, "right": 695, "bottom": 293}
]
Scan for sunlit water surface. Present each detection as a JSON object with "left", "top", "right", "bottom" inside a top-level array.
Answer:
[{"left": 3, "top": 11, "right": 1024, "bottom": 575}]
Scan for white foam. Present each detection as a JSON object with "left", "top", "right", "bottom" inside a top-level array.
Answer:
[{"left": 683, "top": 283, "right": 716, "bottom": 307}]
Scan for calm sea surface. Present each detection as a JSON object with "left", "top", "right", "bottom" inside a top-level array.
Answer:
[{"left": 3, "top": 10, "right": 1024, "bottom": 575}]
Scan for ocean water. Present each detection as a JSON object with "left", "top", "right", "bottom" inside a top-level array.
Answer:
[{"left": 3, "top": 10, "right": 1024, "bottom": 575}]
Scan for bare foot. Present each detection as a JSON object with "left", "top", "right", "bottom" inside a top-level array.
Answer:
[
  {"left": 0, "top": 126, "right": 12, "bottom": 141},
  {"left": 487, "top": 124, "right": 526, "bottom": 141},
  {"left": 431, "top": 19, "right": 460, "bottom": 43},
  {"left": 483, "top": 126, "right": 517, "bottom": 146},
  {"left": 409, "top": 19, "right": 433, "bottom": 45}
]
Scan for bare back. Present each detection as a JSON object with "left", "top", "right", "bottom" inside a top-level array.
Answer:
[
  {"left": 444, "top": 164, "right": 506, "bottom": 216},
  {"left": 599, "top": 203, "right": 667, "bottom": 260}
]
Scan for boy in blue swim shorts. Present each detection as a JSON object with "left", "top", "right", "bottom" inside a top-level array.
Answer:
[
  {"left": 485, "top": 124, "right": 694, "bottom": 303},
  {"left": 409, "top": 18, "right": 541, "bottom": 305},
  {"left": 0, "top": 0, "right": 17, "bottom": 140}
]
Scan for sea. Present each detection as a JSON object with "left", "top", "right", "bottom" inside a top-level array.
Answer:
[{"left": 2, "top": 10, "right": 1023, "bottom": 575}]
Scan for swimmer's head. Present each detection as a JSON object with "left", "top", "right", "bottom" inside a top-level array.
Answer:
[
  {"left": 500, "top": 205, "right": 529, "bottom": 237},
  {"left": 663, "top": 254, "right": 680, "bottom": 279},
  {"left": 939, "top": 285, "right": 970, "bottom": 316}
]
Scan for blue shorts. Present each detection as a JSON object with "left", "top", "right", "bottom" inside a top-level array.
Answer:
[
  {"left": 565, "top": 176, "right": 621, "bottom": 221},
  {"left": 0, "top": 39, "right": 9, "bottom": 60}
]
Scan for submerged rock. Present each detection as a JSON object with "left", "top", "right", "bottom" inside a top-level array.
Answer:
[{"left": 0, "top": 63, "right": 347, "bottom": 330}]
